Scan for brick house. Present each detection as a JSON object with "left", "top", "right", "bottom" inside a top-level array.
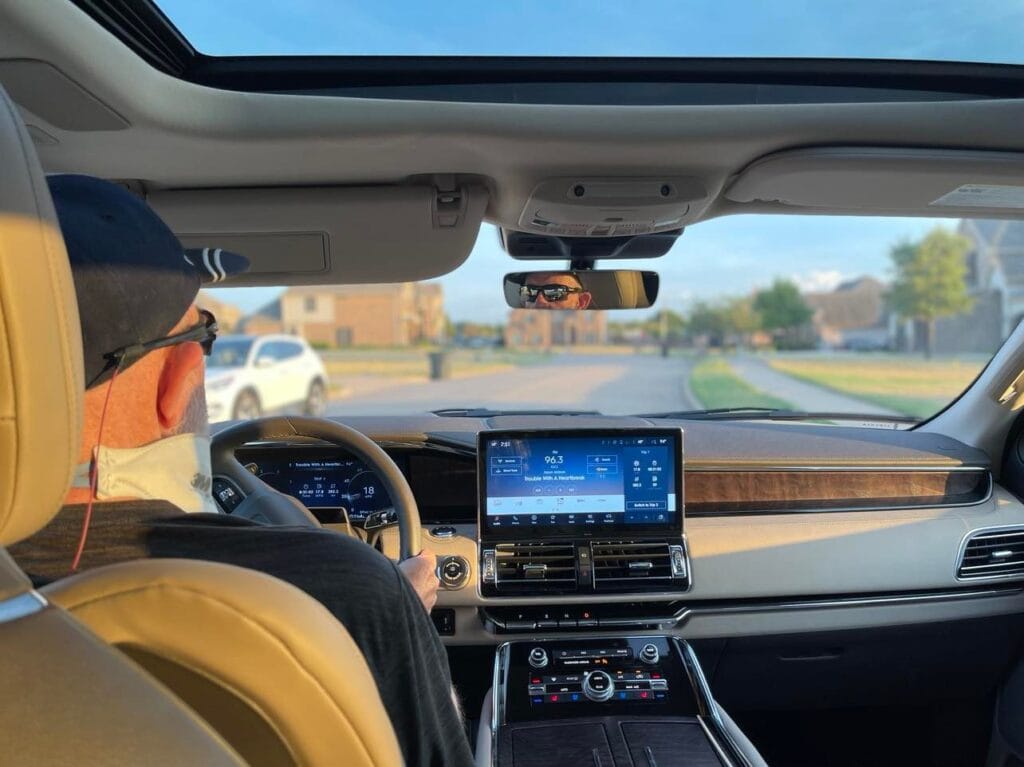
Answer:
[
  {"left": 504, "top": 310, "right": 607, "bottom": 348},
  {"left": 238, "top": 282, "right": 445, "bottom": 347}
]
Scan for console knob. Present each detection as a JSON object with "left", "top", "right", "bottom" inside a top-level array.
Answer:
[
  {"left": 639, "top": 643, "right": 660, "bottom": 665},
  {"left": 582, "top": 670, "right": 615, "bottom": 702},
  {"left": 528, "top": 647, "right": 549, "bottom": 669},
  {"left": 436, "top": 556, "right": 469, "bottom": 589}
]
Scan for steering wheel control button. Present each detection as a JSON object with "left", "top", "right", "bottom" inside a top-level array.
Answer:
[
  {"left": 583, "top": 670, "right": 615, "bottom": 702},
  {"left": 211, "top": 478, "right": 243, "bottom": 512},
  {"left": 639, "top": 643, "right": 660, "bottom": 665},
  {"left": 528, "top": 647, "right": 550, "bottom": 669},
  {"left": 437, "top": 556, "right": 470, "bottom": 589},
  {"left": 430, "top": 525, "right": 457, "bottom": 539}
]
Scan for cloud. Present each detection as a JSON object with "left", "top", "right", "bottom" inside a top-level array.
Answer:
[{"left": 791, "top": 270, "right": 848, "bottom": 293}]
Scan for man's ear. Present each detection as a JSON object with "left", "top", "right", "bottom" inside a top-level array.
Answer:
[
  {"left": 157, "top": 342, "right": 205, "bottom": 431},
  {"left": 578, "top": 292, "right": 593, "bottom": 310}
]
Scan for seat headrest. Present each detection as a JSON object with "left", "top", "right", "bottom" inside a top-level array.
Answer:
[{"left": 0, "top": 85, "right": 84, "bottom": 544}]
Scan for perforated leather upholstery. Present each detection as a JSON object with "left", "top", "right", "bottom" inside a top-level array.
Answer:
[
  {"left": 0, "top": 85, "right": 83, "bottom": 546},
  {"left": 48, "top": 558, "right": 406, "bottom": 767}
]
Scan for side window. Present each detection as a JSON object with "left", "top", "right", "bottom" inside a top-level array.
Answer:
[
  {"left": 258, "top": 340, "right": 303, "bottom": 363},
  {"left": 254, "top": 341, "right": 279, "bottom": 364}
]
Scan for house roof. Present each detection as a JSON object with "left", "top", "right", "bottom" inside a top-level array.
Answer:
[
  {"left": 963, "top": 219, "right": 1024, "bottom": 251},
  {"left": 962, "top": 220, "right": 1024, "bottom": 289},
  {"left": 805, "top": 276, "right": 886, "bottom": 331}
]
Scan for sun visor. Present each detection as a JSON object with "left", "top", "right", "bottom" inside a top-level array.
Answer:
[
  {"left": 725, "top": 147, "right": 1024, "bottom": 217},
  {"left": 148, "top": 184, "right": 488, "bottom": 287}
]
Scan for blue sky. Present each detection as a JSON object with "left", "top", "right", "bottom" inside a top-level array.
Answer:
[
  {"left": 177, "top": 1, "right": 1009, "bottom": 322},
  {"left": 159, "top": 1, "right": 1024, "bottom": 62}
]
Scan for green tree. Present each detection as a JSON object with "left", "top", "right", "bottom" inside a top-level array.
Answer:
[
  {"left": 687, "top": 301, "right": 729, "bottom": 346},
  {"left": 887, "top": 227, "right": 974, "bottom": 358},
  {"left": 753, "top": 279, "right": 813, "bottom": 331},
  {"left": 753, "top": 279, "right": 813, "bottom": 349},
  {"left": 724, "top": 296, "right": 761, "bottom": 344}
]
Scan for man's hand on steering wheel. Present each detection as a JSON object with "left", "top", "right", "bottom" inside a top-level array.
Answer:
[{"left": 398, "top": 546, "right": 440, "bottom": 611}]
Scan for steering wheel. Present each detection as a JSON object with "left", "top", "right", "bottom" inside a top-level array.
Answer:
[{"left": 210, "top": 415, "right": 422, "bottom": 561}]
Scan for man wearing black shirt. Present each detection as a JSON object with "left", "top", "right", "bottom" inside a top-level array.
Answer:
[{"left": 10, "top": 175, "right": 474, "bottom": 767}]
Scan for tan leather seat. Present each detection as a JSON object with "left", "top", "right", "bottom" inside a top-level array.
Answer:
[
  {"left": 47, "top": 559, "right": 406, "bottom": 767},
  {"left": 0, "top": 84, "right": 245, "bottom": 766},
  {"left": 0, "top": 84, "right": 404, "bottom": 766}
]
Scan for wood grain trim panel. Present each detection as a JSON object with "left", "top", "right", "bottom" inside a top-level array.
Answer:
[{"left": 686, "top": 469, "right": 991, "bottom": 515}]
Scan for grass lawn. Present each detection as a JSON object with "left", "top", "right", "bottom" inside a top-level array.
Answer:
[
  {"left": 689, "top": 357, "right": 794, "bottom": 411},
  {"left": 767, "top": 355, "right": 986, "bottom": 419}
]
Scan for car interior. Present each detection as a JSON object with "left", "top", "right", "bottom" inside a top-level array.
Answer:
[{"left": 5, "top": 2, "right": 1024, "bottom": 766}]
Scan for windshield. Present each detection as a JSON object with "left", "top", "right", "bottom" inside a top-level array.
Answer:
[
  {"left": 203, "top": 215, "right": 1016, "bottom": 426},
  {"left": 156, "top": 1, "right": 1023, "bottom": 64},
  {"left": 207, "top": 338, "right": 253, "bottom": 369}
]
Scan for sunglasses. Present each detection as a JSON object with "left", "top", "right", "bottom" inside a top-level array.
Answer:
[
  {"left": 97, "top": 309, "right": 219, "bottom": 384},
  {"left": 520, "top": 283, "right": 584, "bottom": 303}
]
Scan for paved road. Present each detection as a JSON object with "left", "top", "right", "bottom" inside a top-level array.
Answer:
[
  {"left": 727, "top": 355, "right": 902, "bottom": 416},
  {"left": 327, "top": 354, "right": 697, "bottom": 416}
]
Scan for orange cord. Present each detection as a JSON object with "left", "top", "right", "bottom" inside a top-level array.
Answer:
[{"left": 69, "top": 365, "right": 120, "bottom": 574}]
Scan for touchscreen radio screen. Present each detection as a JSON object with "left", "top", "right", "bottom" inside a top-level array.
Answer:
[{"left": 479, "top": 429, "right": 683, "bottom": 536}]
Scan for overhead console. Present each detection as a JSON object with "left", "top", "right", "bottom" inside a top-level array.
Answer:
[
  {"left": 516, "top": 177, "right": 707, "bottom": 238},
  {"left": 478, "top": 428, "right": 690, "bottom": 599}
]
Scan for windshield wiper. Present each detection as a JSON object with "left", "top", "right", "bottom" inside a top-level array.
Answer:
[
  {"left": 638, "top": 407, "right": 920, "bottom": 424},
  {"left": 432, "top": 407, "right": 600, "bottom": 418}
]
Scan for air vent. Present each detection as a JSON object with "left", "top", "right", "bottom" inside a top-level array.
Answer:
[
  {"left": 958, "top": 529, "right": 1024, "bottom": 579},
  {"left": 494, "top": 542, "right": 577, "bottom": 592},
  {"left": 592, "top": 541, "right": 674, "bottom": 589}
]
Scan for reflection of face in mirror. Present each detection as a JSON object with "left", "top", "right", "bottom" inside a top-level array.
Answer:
[{"left": 521, "top": 272, "right": 593, "bottom": 310}]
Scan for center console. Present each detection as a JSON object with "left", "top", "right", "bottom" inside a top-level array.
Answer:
[
  {"left": 477, "top": 429, "right": 690, "bottom": 601},
  {"left": 488, "top": 635, "right": 757, "bottom": 767}
]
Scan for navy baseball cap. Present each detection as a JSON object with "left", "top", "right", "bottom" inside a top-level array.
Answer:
[{"left": 47, "top": 174, "right": 249, "bottom": 388}]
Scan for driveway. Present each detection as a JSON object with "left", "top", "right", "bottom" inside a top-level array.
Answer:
[{"left": 327, "top": 353, "right": 697, "bottom": 416}]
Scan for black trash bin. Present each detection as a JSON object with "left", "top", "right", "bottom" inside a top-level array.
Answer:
[{"left": 428, "top": 350, "right": 451, "bottom": 380}]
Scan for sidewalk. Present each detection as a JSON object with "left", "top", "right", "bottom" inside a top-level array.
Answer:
[{"left": 727, "top": 355, "right": 902, "bottom": 416}]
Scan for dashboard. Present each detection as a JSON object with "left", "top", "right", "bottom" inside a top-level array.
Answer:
[
  {"left": 214, "top": 414, "right": 1024, "bottom": 651},
  {"left": 214, "top": 415, "right": 1024, "bottom": 745}
]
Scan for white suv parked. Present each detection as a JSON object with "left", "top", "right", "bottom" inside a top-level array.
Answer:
[{"left": 204, "top": 334, "right": 328, "bottom": 422}]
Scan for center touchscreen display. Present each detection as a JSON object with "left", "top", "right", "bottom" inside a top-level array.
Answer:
[{"left": 479, "top": 429, "right": 683, "bottom": 537}]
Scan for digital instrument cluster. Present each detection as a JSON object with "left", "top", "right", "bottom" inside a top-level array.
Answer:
[{"left": 241, "top": 454, "right": 392, "bottom": 523}]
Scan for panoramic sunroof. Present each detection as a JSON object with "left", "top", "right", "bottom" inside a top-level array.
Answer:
[{"left": 155, "top": 0, "right": 1024, "bottom": 64}]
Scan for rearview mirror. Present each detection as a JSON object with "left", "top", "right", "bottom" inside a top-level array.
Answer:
[
  {"left": 255, "top": 356, "right": 275, "bottom": 369},
  {"left": 503, "top": 270, "right": 659, "bottom": 310}
]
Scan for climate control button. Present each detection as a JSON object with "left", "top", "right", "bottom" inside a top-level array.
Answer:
[{"left": 582, "top": 670, "right": 615, "bottom": 702}]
